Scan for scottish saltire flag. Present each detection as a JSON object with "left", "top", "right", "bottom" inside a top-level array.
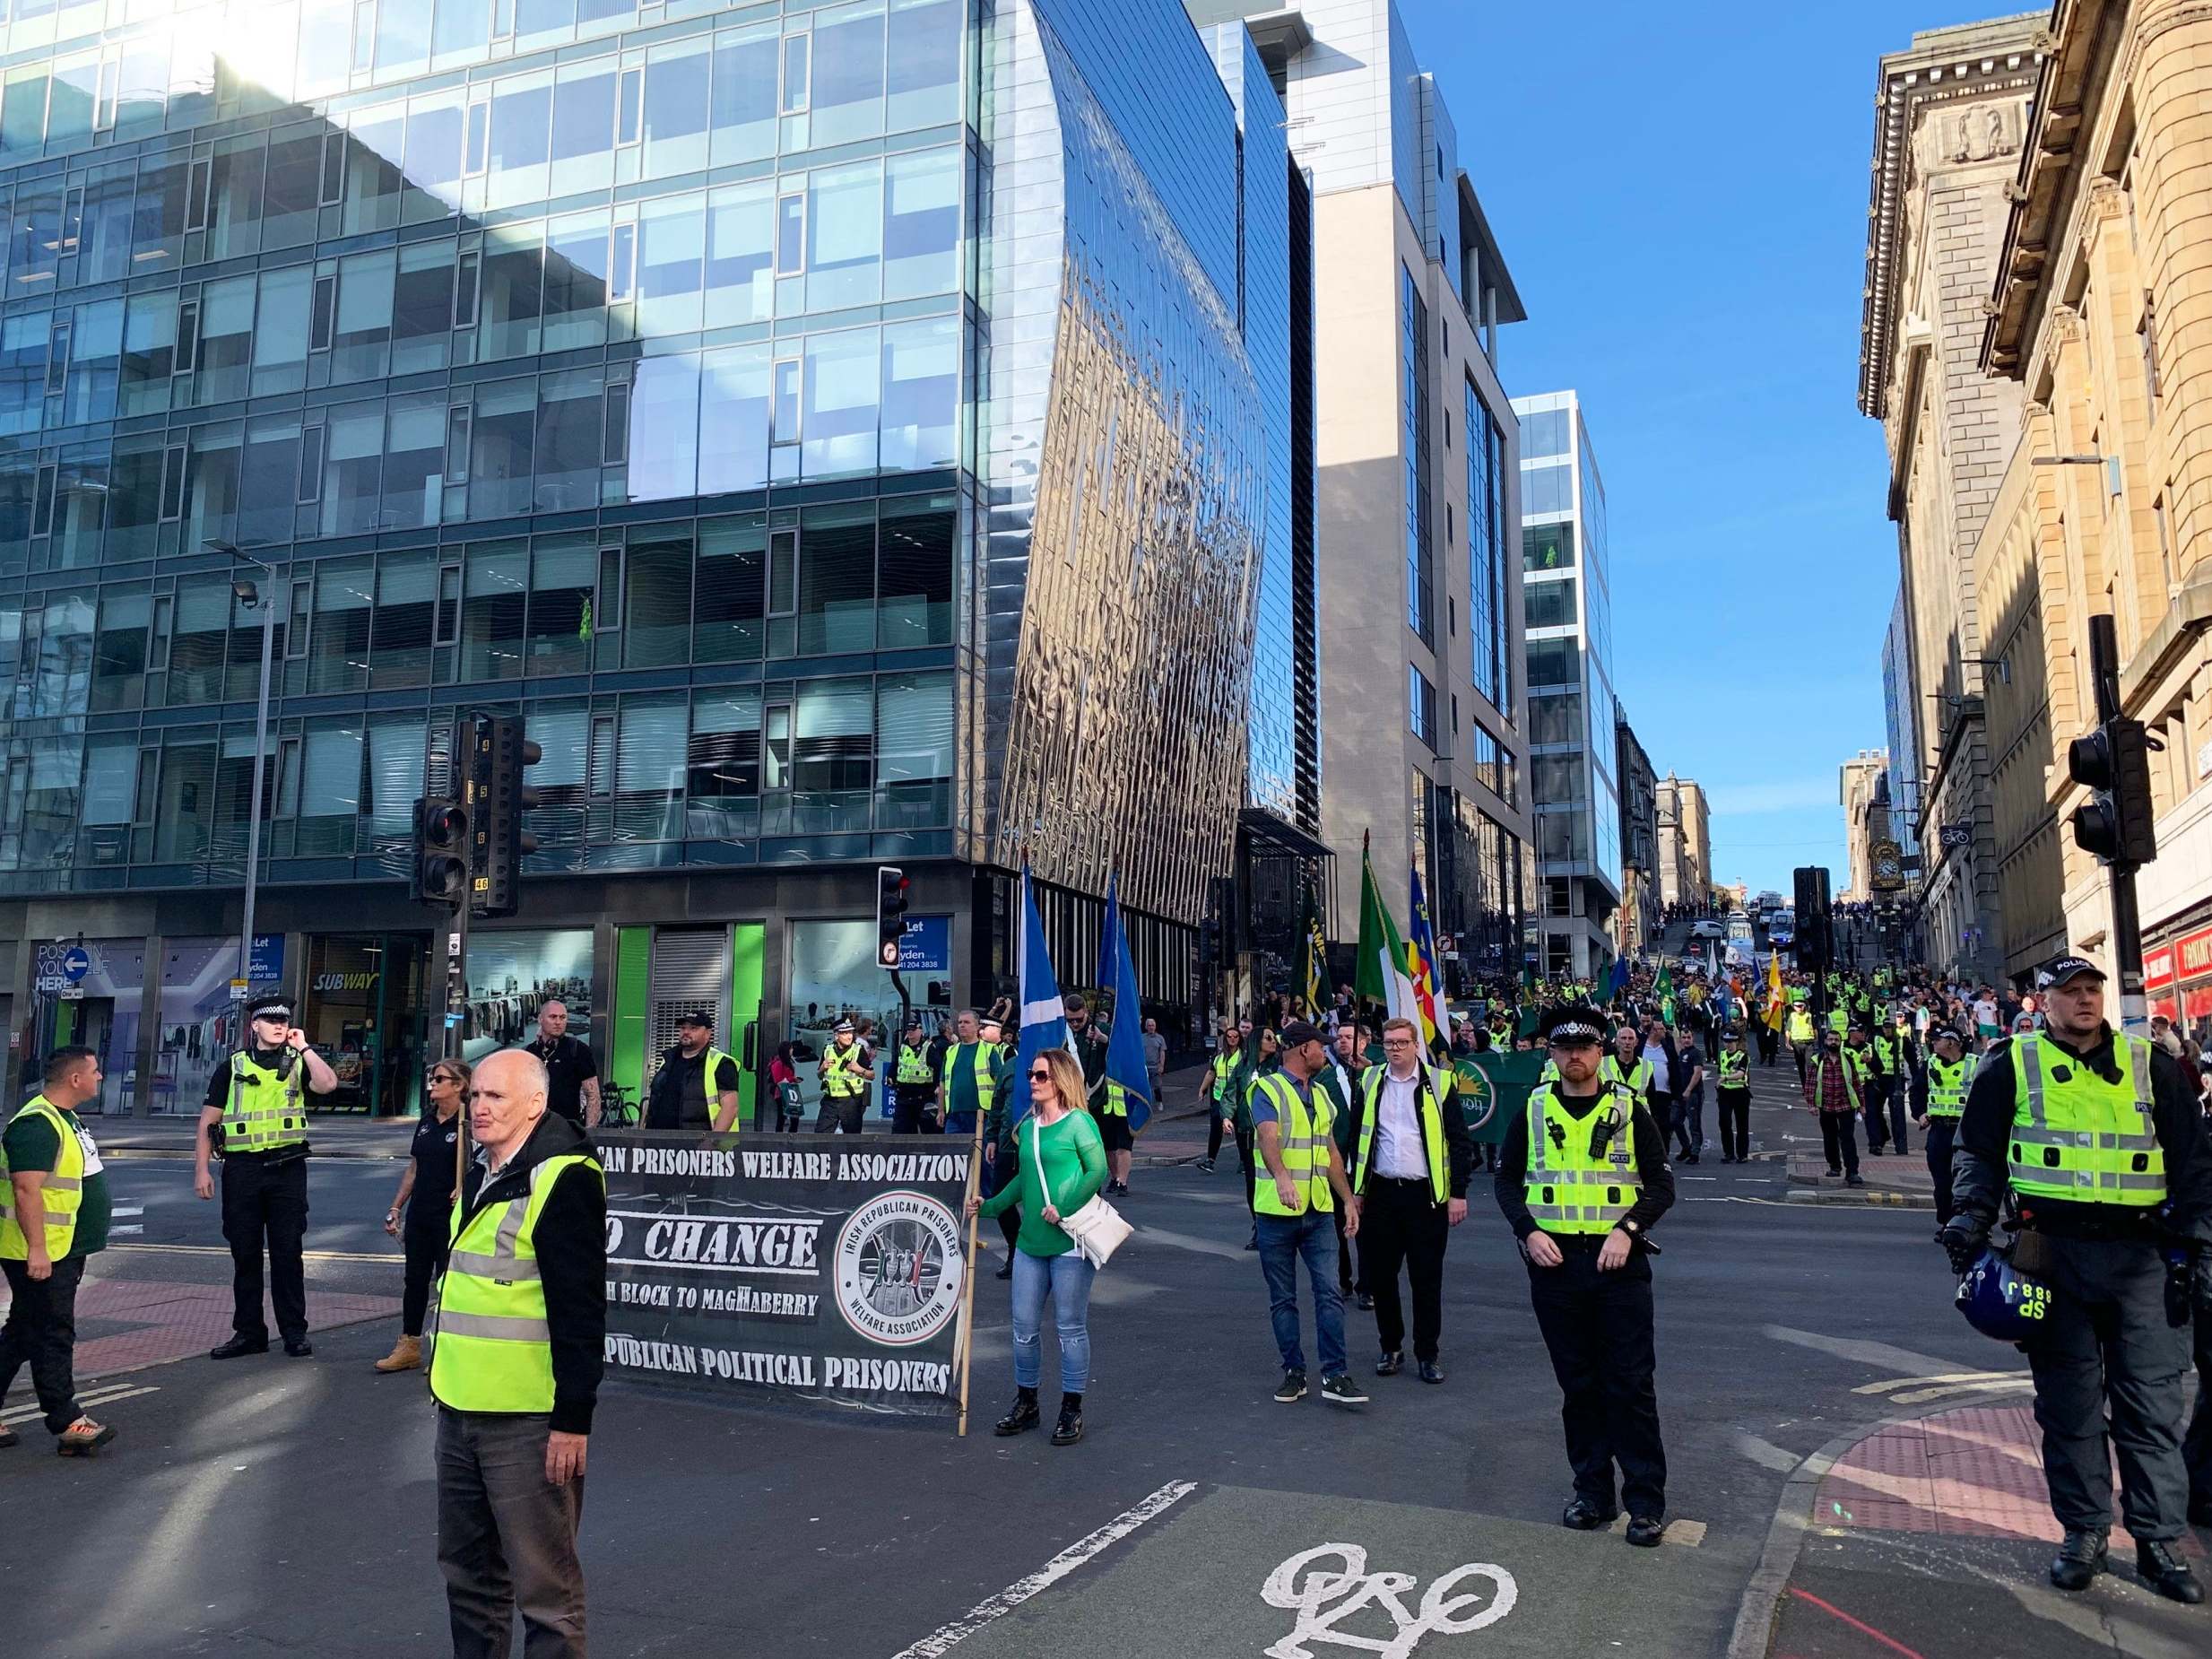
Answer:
[
  {"left": 1406, "top": 869, "right": 1444, "bottom": 1048},
  {"left": 1097, "top": 873, "right": 1152, "bottom": 1134},
  {"left": 1006, "top": 865, "right": 1070, "bottom": 1129}
]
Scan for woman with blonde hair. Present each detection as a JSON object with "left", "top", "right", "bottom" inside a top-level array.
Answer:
[
  {"left": 374, "top": 1058, "right": 470, "bottom": 1373},
  {"left": 969, "top": 1046, "right": 1105, "bottom": 1445}
]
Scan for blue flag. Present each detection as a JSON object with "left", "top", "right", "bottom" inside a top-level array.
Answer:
[
  {"left": 1006, "top": 865, "right": 1069, "bottom": 1130},
  {"left": 1097, "top": 873, "right": 1152, "bottom": 1134}
]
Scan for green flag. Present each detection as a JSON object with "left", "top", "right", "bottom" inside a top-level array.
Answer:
[
  {"left": 1453, "top": 1049, "right": 1546, "bottom": 1146},
  {"left": 1299, "top": 882, "right": 1327, "bottom": 1017},
  {"left": 1355, "top": 842, "right": 1412, "bottom": 1019}
]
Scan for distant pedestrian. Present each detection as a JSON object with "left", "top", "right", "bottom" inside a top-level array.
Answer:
[
  {"left": 1141, "top": 1017, "right": 1167, "bottom": 1114},
  {"left": 524, "top": 1002, "right": 600, "bottom": 1130},
  {"left": 432, "top": 1049, "right": 605, "bottom": 1659},
  {"left": 970, "top": 1047, "right": 1104, "bottom": 1446},
  {"left": 0, "top": 1047, "right": 117, "bottom": 1455},
  {"left": 769, "top": 1043, "right": 805, "bottom": 1133},
  {"left": 374, "top": 1059, "right": 469, "bottom": 1375}
]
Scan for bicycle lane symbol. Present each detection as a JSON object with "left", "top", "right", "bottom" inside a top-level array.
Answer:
[{"left": 1262, "top": 1543, "right": 1518, "bottom": 1659}]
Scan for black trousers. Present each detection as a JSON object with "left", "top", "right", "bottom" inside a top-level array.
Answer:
[
  {"left": 0, "top": 1255, "right": 86, "bottom": 1433},
  {"left": 402, "top": 1218, "right": 449, "bottom": 1337},
  {"left": 2185, "top": 1299, "right": 2212, "bottom": 1516},
  {"left": 1360, "top": 1177, "right": 1449, "bottom": 1361},
  {"left": 221, "top": 1154, "right": 308, "bottom": 1343},
  {"left": 1528, "top": 1242, "right": 1665, "bottom": 1517},
  {"left": 1235, "top": 1125, "right": 1257, "bottom": 1215},
  {"left": 437, "top": 1407, "right": 587, "bottom": 1659},
  {"left": 2024, "top": 1235, "right": 2190, "bottom": 1542},
  {"left": 1756, "top": 1025, "right": 1778, "bottom": 1064},
  {"left": 890, "top": 1096, "right": 941, "bottom": 1134},
  {"left": 1922, "top": 1117, "right": 1958, "bottom": 1225},
  {"left": 1818, "top": 1112, "right": 1860, "bottom": 1177},
  {"left": 1793, "top": 1043, "right": 1809, "bottom": 1083},
  {"left": 814, "top": 1093, "right": 867, "bottom": 1134},
  {"left": 1716, "top": 1088, "right": 1750, "bottom": 1160},
  {"left": 1671, "top": 1092, "right": 1703, "bottom": 1159},
  {"left": 1206, "top": 1111, "right": 1226, "bottom": 1162}
]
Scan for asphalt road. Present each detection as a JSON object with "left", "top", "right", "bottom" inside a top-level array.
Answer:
[{"left": 4, "top": 1064, "right": 2051, "bottom": 1659}]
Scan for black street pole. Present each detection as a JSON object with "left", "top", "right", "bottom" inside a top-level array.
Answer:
[{"left": 2086, "top": 614, "right": 2147, "bottom": 1029}]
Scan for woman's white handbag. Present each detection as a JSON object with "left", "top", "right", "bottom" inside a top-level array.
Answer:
[{"left": 1035, "top": 1115, "right": 1132, "bottom": 1268}]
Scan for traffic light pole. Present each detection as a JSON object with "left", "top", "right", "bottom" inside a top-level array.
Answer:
[{"left": 2086, "top": 614, "right": 2147, "bottom": 1030}]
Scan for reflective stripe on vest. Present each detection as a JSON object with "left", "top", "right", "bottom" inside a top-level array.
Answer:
[
  {"left": 429, "top": 1151, "right": 603, "bottom": 1412},
  {"left": 1351, "top": 1068, "right": 1448, "bottom": 1203},
  {"left": 1925, "top": 1055, "right": 1974, "bottom": 1120},
  {"left": 1600, "top": 1055, "right": 1652, "bottom": 1104},
  {"left": 0, "top": 1096, "right": 86, "bottom": 1261},
  {"left": 1251, "top": 1073, "right": 1334, "bottom": 1217},
  {"left": 2008, "top": 1033, "right": 2164, "bottom": 1206},
  {"left": 1523, "top": 1083, "right": 1641, "bottom": 1235},
  {"left": 223, "top": 1051, "right": 307, "bottom": 1153},
  {"left": 822, "top": 1043, "right": 869, "bottom": 1099},
  {"left": 896, "top": 1045, "right": 934, "bottom": 1085},
  {"left": 1719, "top": 1049, "right": 1748, "bottom": 1083}
]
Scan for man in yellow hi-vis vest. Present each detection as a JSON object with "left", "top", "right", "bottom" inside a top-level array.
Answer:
[
  {"left": 1497, "top": 1004, "right": 1677, "bottom": 1546},
  {"left": 1253, "top": 1021, "right": 1364, "bottom": 1407},
  {"left": 431, "top": 1047, "right": 606, "bottom": 1658}
]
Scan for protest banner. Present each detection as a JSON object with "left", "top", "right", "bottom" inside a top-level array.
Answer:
[
  {"left": 1449, "top": 1048, "right": 1547, "bottom": 1145},
  {"left": 599, "top": 1132, "right": 975, "bottom": 1426}
]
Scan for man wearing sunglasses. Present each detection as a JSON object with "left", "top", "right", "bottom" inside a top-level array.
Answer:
[{"left": 195, "top": 996, "right": 337, "bottom": 1359}]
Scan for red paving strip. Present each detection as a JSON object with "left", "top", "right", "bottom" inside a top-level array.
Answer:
[
  {"left": 1786, "top": 1588, "right": 1930, "bottom": 1659},
  {"left": 1816, "top": 1403, "right": 2208, "bottom": 1559},
  {"left": 4, "top": 1276, "right": 401, "bottom": 1377}
]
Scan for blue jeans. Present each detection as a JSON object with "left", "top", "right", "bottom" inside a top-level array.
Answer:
[
  {"left": 1011, "top": 1247, "right": 1096, "bottom": 1394},
  {"left": 1256, "top": 1211, "right": 1346, "bottom": 1377}
]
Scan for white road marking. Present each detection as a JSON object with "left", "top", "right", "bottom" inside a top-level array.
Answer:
[
  {"left": 1133, "top": 1224, "right": 1251, "bottom": 1262},
  {"left": 1262, "top": 1543, "right": 1516, "bottom": 1659},
  {"left": 1762, "top": 1325, "right": 1979, "bottom": 1377},
  {"left": 1850, "top": 1369, "right": 2025, "bottom": 1396},
  {"left": 3, "top": 1382, "right": 158, "bottom": 1426},
  {"left": 1731, "top": 1432, "right": 1803, "bottom": 1472},
  {"left": 109, "top": 1241, "right": 402, "bottom": 1264},
  {"left": 888, "top": 1479, "right": 1196, "bottom": 1659}
]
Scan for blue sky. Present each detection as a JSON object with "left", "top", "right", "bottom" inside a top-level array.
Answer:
[{"left": 1406, "top": 0, "right": 1965, "bottom": 897}]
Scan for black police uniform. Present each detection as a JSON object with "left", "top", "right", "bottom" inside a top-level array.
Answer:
[
  {"left": 204, "top": 1047, "right": 310, "bottom": 1348},
  {"left": 1950, "top": 1022, "right": 2212, "bottom": 1570},
  {"left": 1496, "top": 1026, "right": 1677, "bottom": 1528}
]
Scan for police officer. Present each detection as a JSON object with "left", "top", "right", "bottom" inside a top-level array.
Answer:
[
  {"left": 1942, "top": 955, "right": 2212, "bottom": 1603},
  {"left": 646, "top": 1011, "right": 741, "bottom": 1132},
  {"left": 1714, "top": 1028, "right": 1752, "bottom": 1163},
  {"left": 1496, "top": 1005, "right": 1676, "bottom": 1545},
  {"left": 889, "top": 1017, "right": 941, "bottom": 1134},
  {"left": 815, "top": 1019, "right": 872, "bottom": 1134},
  {"left": 195, "top": 996, "right": 336, "bottom": 1359},
  {"left": 1913, "top": 1025, "right": 1973, "bottom": 1228}
]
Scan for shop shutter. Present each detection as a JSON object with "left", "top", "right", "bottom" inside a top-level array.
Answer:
[{"left": 646, "top": 926, "right": 729, "bottom": 1081}]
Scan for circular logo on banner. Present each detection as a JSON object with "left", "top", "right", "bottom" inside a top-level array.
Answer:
[
  {"left": 833, "top": 1191, "right": 965, "bottom": 1347},
  {"left": 1453, "top": 1060, "right": 1496, "bottom": 1134}
]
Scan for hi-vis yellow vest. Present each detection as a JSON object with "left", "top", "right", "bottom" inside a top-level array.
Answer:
[
  {"left": 952, "top": 1042, "right": 997, "bottom": 1116},
  {"left": 430, "top": 1151, "right": 603, "bottom": 1413},
  {"left": 1925, "top": 1055, "right": 1974, "bottom": 1120},
  {"left": 222, "top": 1050, "right": 307, "bottom": 1152},
  {"left": 0, "top": 1096, "right": 85, "bottom": 1260},
  {"left": 1600, "top": 1054, "right": 1652, "bottom": 1105},
  {"left": 822, "top": 1042, "right": 870, "bottom": 1099},
  {"left": 1352, "top": 1068, "right": 1448, "bottom": 1203},
  {"left": 1788, "top": 1010, "right": 1815, "bottom": 1043},
  {"left": 2008, "top": 1033, "right": 2164, "bottom": 1206},
  {"left": 1251, "top": 1073, "right": 1334, "bottom": 1217},
  {"left": 1522, "top": 1082, "right": 1642, "bottom": 1235}
]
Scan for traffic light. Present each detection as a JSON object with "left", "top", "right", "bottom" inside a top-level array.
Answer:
[
  {"left": 1792, "top": 865, "right": 1832, "bottom": 971},
  {"left": 411, "top": 795, "right": 468, "bottom": 908},
  {"left": 475, "top": 714, "right": 543, "bottom": 919},
  {"left": 876, "top": 865, "right": 909, "bottom": 968},
  {"left": 2069, "top": 717, "right": 2157, "bottom": 867}
]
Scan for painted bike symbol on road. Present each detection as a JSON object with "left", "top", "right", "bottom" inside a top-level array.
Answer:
[{"left": 1262, "top": 1543, "right": 1517, "bottom": 1659}]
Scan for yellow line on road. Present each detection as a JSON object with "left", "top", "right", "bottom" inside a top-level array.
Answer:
[{"left": 109, "top": 1242, "right": 402, "bottom": 1264}]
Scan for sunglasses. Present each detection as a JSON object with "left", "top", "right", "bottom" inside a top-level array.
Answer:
[{"left": 1028, "top": 1069, "right": 1052, "bottom": 1081}]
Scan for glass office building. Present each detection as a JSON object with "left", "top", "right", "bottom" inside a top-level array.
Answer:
[
  {"left": 0, "top": 0, "right": 1293, "bottom": 1113},
  {"left": 1514, "top": 388, "right": 1618, "bottom": 982}
]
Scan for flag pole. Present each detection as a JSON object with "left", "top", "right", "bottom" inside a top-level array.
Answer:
[{"left": 954, "top": 1100, "right": 985, "bottom": 1438}]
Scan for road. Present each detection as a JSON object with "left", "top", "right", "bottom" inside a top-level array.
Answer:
[{"left": 3, "top": 1065, "right": 2199, "bottom": 1658}]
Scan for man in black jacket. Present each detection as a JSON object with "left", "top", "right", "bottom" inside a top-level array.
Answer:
[
  {"left": 1339, "top": 1017, "right": 1473, "bottom": 1382},
  {"left": 431, "top": 1048, "right": 605, "bottom": 1659}
]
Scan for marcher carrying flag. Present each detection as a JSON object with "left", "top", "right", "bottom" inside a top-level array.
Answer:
[
  {"left": 1300, "top": 882, "right": 1328, "bottom": 1018},
  {"left": 1655, "top": 960, "right": 1678, "bottom": 1029},
  {"left": 1096, "top": 873, "right": 1151, "bottom": 1134},
  {"left": 1005, "top": 864, "right": 1071, "bottom": 1130},
  {"left": 1765, "top": 952, "right": 1786, "bottom": 1031},
  {"left": 1355, "top": 835, "right": 1421, "bottom": 1033},
  {"left": 1407, "top": 868, "right": 1445, "bottom": 1050}
]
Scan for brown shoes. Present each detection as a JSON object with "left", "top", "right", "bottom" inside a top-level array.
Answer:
[{"left": 374, "top": 1333, "right": 423, "bottom": 1373}]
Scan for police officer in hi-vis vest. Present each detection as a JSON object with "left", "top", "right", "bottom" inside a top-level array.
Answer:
[
  {"left": 1913, "top": 1024, "right": 1974, "bottom": 1228},
  {"left": 195, "top": 995, "right": 337, "bottom": 1359},
  {"left": 815, "top": 1019, "right": 873, "bottom": 1134},
  {"left": 431, "top": 1047, "right": 605, "bottom": 1659},
  {"left": 1944, "top": 955, "right": 2212, "bottom": 1604},
  {"left": 1496, "top": 1004, "right": 1677, "bottom": 1547}
]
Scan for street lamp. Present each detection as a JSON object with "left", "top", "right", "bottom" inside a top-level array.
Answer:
[{"left": 204, "top": 540, "right": 277, "bottom": 998}]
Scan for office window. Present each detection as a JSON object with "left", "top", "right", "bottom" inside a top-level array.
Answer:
[
  {"left": 1523, "top": 521, "right": 1574, "bottom": 572},
  {"left": 1525, "top": 638, "right": 1580, "bottom": 689},
  {"left": 638, "top": 195, "right": 706, "bottom": 335},
  {"left": 798, "top": 501, "right": 876, "bottom": 656},
  {"left": 1401, "top": 266, "right": 1432, "bottom": 645},
  {"left": 628, "top": 353, "right": 701, "bottom": 504},
  {"left": 534, "top": 369, "right": 604, "bottom": 512},
  {"left": 711, "top": 23, "right": 779, "bottom": 164},
  {"left": 488, "top": 68, "right": 554, "bottom": 209},
  {"left": 1523, "top": 578, "right": 1576, "bottom": 631},
  {"left": 808, "top": 161, "right": 884, "bottom": 311},
  {"left": 643, "top": 38, "right": 711, "bottom": 178},
  {"left": 878, "top": 497, "right": 954, "bottom": 648},
  {"left": 623, "top": 527, "right": 695, "bottom": 668},
  {"left": 887, "top": 0, "right": 962, "bottom": 131},
  {"left": 695, "top": 516, "right": 768, "bottom": 663},
  {"left": 812, "top": 0, "right": 887, "bottom": 147},
  {"left": 699, "top": 343, "right": 772, "bottom": 495},
  {"left": 884, "top": 146, "right": 960, "bottom": 300},
  {"left": 1409, "top": 665, "right": 1436, "bottom": 749},
  {"left": 876, "top": 669, "right": 952, "bottom": 828},
  {"left": 551, "top": 60, "right": 619, "bottom": 196},
  {"left": 615, "top": 694, "right": 688, "bottom": 843},
  {"left": 368, "top": 551, "right": 435, "bottom": 690},
  {"left": 804, "top": 326, "right": 880, "bottom": 478},
  {"left": 524, "top": 534, "right": 595, "bottom": 675},
  {"left": 688, "top": 690, "right": 763, "bottom": 839},
  {"left": 460, "top": 541, "right": 528, "bottom": 682}
]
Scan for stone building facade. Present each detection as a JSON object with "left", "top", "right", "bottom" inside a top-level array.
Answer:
[
  {"left": 1982, "top": 0, "right": 2212, "bottom": 1022},
  {"left": 1860, "top": 14, "right": 2046, "bottom": 980}
]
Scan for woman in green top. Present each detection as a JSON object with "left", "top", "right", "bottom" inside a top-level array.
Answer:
[{"left": 970, "top": 1047, "right": 1106, "bottom": 1446}]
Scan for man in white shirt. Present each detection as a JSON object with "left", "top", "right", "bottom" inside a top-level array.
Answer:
[{"left": 1343, "top": 1018, "right": 1473, "bottom": 1384}]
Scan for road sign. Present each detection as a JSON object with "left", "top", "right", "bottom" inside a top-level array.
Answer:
[
  {"left": 57, "top": 986, "right": 84, "bottom": 1002},
  {"left": 60, "top": 945, "right": 91, "bottom": 983},
  {"left": 230, "top": 978, "right": 249, "bottom": 1002},
  {"left": 1939, "top": 823, "right": 1973, "bottom": 848}
]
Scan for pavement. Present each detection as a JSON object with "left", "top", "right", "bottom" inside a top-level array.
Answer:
[{"left": 5, "top": 1058, "right": 2206, "bottom": 1657}]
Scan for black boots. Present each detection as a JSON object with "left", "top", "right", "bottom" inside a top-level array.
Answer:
[
  {"left": 2048, "top": 1528, "right": 2107, "bottom": 1592},
  {"left": 993, "top": 1386, "right": 1040, "bottom": 1437},
  {"left": 1051, "top": 1392, "right": 1084, "bottom": 1446},
  {"left": 2136, "top": 1540, "right": 2205, "bottom": 1604}
]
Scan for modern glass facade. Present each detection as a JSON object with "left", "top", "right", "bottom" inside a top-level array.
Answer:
[
  {"left": 1514, "top": 387, "right": 1616, "bottom": 981},
  {"left": 1, "top": 0, "right": 1293, "bottom": 1093}
]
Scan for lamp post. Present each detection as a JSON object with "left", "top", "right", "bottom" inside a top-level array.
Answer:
[{"left": 205, "top": 541, "right": 277, "bottom": 994}]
